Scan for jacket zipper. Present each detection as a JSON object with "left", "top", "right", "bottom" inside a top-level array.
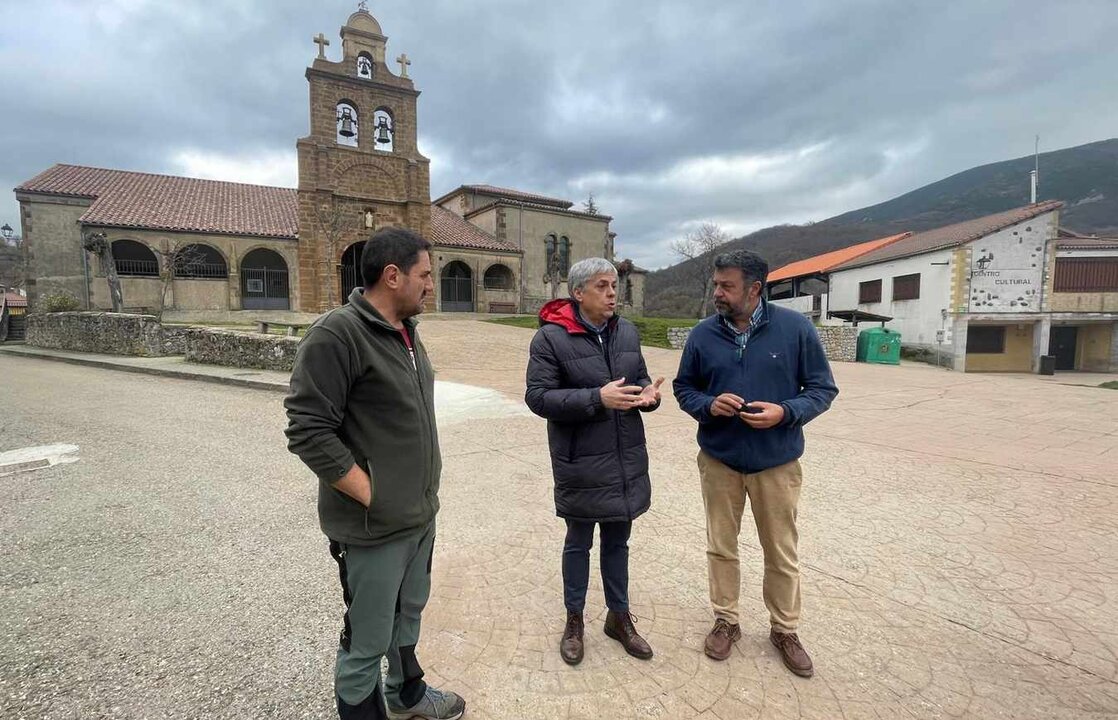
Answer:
[
  {"left": 600, "top": 329, "right": 632, "bottom": 520},
  {"left": 399, "top": 330, "right": 437, "bottom": 520}
]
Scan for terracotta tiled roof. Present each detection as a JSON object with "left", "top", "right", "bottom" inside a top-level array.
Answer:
[
  {"left": 833, "top": 201, "right": 1065, "bottom": 271},
  {"left": 768, "top": 233, "right": 911, "bottom": 283},
  {"left": 465, "top": 198, "right": 611, "bottom": 222},
  {"left": 1056, "top": 236, "right": 1118, "bottom": 250},
  {"left": 430, "top": 205, "right": 520, "bottom": 253},
  {"left": 434, "top": 184, "right": 573, "bottom": 209},
  {"left": 3, "top": 292, "right": 27, "bottom": 307},
  {"left": 16, "top": 164, "right": 299, "bottom": 239}
]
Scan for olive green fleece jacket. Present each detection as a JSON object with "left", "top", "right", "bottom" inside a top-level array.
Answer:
[{"left": 284, "top": 288, "right": 441, "bottom": 546}]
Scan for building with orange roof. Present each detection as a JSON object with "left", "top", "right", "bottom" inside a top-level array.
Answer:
[
  {"left": 765, "top": 233, "right": 911, "bottom": 321},
  {"left": 820, "top": 201, "right": 1118, "bottom": 373}
]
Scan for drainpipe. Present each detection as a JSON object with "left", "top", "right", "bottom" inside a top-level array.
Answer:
[
  {"left": 517, "top": 201, "right": 525, "bottom": 313},
  {"left": 80, "top": 224, "right": 92, "bottom": 309}
]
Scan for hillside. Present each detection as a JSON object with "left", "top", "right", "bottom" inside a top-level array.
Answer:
[{"left": 645, "top": 138, "right": 1118, "bottom": 317}]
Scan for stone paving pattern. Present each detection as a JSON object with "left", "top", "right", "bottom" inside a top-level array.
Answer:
[{"left": 2, "top": 319, "right": 1117, "bottom": 719}]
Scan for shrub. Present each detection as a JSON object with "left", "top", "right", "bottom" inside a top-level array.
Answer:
[{"left": 40, "top": 292, "right": 81, "bottom": 313}]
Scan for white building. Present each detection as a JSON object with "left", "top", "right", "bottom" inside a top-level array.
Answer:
[{"left": 772, "top": 201, "right": 1118, "bottom": 372}]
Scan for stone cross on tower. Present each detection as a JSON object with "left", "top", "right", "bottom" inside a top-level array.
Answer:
[
  {"left": 396, "top": 53, "right": 411, "bottom": 78},
  {"left": 313, "top": 33, "right": 330, "bottom": 59}
]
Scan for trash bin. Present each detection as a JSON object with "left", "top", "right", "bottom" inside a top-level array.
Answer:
[
  {"left": 1038, "top": 355, "right": 1056, "bottom": 376},
  {"left": 857, "top": 327, "right": 901, "bottom": 365}
]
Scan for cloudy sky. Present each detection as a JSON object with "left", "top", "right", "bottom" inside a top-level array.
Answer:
[{"left": 2, "top": 0, "right": 1116, "bottom": 268}]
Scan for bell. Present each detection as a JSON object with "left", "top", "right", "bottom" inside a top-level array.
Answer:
[
  {"left": 338, "top": 109, "right": 356, "bottom": 138},
  {"left": 358, "top": 57, "right": 372, "bottom": 77},
  {"left": 375, "top": 117, "right": 392, "bottom": 144}
]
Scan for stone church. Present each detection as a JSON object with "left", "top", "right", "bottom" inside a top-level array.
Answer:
[{"left": 14, "top": 7, "right": 646, "bottom": 317}]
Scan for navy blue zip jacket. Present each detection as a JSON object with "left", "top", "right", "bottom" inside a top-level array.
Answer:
[{"left": 673, "top": 301, "right": 838, "bottom": 474}]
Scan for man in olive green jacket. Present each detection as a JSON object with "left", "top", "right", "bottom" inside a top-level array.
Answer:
[{"left": 285, "top": 227, "right": 465, "bottom": 720}]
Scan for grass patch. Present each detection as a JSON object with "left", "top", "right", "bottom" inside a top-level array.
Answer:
[
  {"left": 1100, "top": 381, "right": 1118, "bottom": 390},
  {"left": 486, "top": 314, "right": 699, "bottom": 349}
]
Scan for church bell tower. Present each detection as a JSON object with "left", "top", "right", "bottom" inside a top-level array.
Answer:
[{"left": 295, "top": 4, "right": 431, "bottom": 312}]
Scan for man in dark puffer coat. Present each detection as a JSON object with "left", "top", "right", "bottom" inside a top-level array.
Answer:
[{"left": 525, "top": 257, "right": 664, "bottom": 666}]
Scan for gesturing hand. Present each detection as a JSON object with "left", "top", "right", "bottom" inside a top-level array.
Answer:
[
  {"left": 638, "top": 377, "right": 665, "bottom": 407},
  {"left": 710, "top": 393, "right": 745, "bottom": 417},
  {"left": 600, "top": 377, "right": 644, "bottom": 410}
]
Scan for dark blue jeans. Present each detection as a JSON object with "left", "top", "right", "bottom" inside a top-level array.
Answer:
[{"left": 562, "top": 520, "right": 632, "bottom": 614}]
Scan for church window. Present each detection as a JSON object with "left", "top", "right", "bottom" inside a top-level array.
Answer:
[
  {"left": 372, "top": 108, "right": 394, "bottom": 152},
  {"left": 558, "top": 236, "right": 571, "bottom": 278},
  {"left": 336, "top": 101, "right": 359, "bottom": 147},
  {"left": 357, "top": 52, "right": 373, "bottom": 79},
  {"left": 545, "top": 234, "right": 557, "bottom": 276}
]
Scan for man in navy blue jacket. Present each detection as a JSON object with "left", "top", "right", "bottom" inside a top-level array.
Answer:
[{"left": 673, "top": 249, "right": 838, "bottom": 677}]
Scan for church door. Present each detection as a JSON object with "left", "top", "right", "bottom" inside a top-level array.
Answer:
[{"left": 440, "top": 261, "right": 474, "bottom": 312}]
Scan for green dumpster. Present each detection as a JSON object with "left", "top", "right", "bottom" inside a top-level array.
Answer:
[{"left": 857, "top": 327, "right": 901, "bottom": 365}]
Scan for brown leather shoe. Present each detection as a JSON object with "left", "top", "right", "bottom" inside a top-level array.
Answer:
[
  {"left": 704, "top": 618, "right": 741, "bottom": 660},
  {"left": 560, "top": 611, "right": 584, "bottom": 665},
  {"left": 603, "top": 610, "right": 653, "bottom": 660},
  {"left": 770, "top": 630, "right": 813, "bottom": 677}
]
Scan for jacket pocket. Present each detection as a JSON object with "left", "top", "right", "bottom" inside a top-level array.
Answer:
[{"left": 567, "top": 425, "right": 580, "bottom": 461}]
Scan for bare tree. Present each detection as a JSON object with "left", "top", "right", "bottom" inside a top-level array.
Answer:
[
  {"left": 0, "top": 235, "right": 25, "bottom": 294},
  {"left": 669, "top": 222, "right": 731, "bottom": 318},
  {"left": 314, "top": 195, "right": 355, "bottom": 309},
  {"left": 82, "top": 231, "right": 123, "bottom": 312},
  {"left": 153, "top": 242, "right": 209, "bottom": 322}
]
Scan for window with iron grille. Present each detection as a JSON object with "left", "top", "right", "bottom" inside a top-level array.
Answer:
[
  {"left": 892, "top": 273, "right": 920, "bottom": 301},
  {"left": 859, "top": 279, "right": 882, "bottom": 304},
  {"left": 111, "top": 239, "right": 159, "bottom": 277},
  {"left": 1053, "top": 258, "right": 1118, "bottom": 292},
  {"left": 966, "top": 325, "right": 1006, "bottom": 354}
]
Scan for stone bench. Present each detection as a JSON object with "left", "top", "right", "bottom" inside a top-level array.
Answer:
[
  {"left": 488, "top": 301, "right": 518, "bottom": 314},
  {"left": 256, "top": 320, "right": 308, "bottom": 337}
]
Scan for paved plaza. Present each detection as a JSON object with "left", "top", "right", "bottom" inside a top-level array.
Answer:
[{"left": 2, "top": 319, "right": 1117, "bottom": 719}]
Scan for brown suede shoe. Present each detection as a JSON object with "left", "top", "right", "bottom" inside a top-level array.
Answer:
[
  {"left": 603, "top": 611, "right": 653, "bottom": 660},
  {"left": 560, "top": 611, "right": 584, "bottom": 665},
  {"left": 770, "top": 630, "right": 813, "bottom": 677},
  {"left": 704, "top": 618, "right": 741, "bottom": 660}
]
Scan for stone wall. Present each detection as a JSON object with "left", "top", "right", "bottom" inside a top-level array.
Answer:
[
  {"left": 667, "top": 327, "right": 693, "bottom": 350},
  {"left": 666, "top": 324, "right": 859, "bottom": 363},
  {"left": 815, "top": 326, "right": 858, "bottom": 362},
  {"left": 182, "top": 328, "right": 300, "bottom": 371},
  {"left": 27, "top": 311, "right": 165, "bottom": 356},
  {"left": 27, "top": 311, "right": 299, "bottom": 370}
]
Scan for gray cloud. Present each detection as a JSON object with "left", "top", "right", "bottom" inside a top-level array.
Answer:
[{"left": 3, "top": 0, "right": 1116, "bottom": 269}]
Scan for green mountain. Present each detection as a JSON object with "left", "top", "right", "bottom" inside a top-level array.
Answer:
[{"left": 646, "top": 138, "right": 1118, "bottom": 317}]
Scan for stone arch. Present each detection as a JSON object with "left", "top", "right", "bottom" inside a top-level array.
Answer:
[
  {"left": 483, "top": 262, "right": 515, "bottom": 291},
  {"left": 110, "top": 238, "right": 159, "bottom": 277},
  {"left": 240, "top": 247, "right": 290, "bottom": 310},
  {"left": 173, "top": 242, "right": 228, "bottom": 279}
]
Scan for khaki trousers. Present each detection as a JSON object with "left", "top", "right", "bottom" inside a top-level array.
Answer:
[{"left": 698, "top": 450, "right": 802, "bottom": 632}]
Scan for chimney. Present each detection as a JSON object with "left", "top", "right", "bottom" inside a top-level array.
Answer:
[{"left": 1029, "top": 169, "right": 1038, "bottom": 204}]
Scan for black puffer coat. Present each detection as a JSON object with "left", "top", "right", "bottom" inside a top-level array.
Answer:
[{"left": 525, "top": 299, "right": 657, "bottom": 522}]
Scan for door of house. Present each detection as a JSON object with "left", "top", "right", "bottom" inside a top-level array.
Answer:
[{"left": 1049, "top": 326, "right": 1078, "bottom": 371}]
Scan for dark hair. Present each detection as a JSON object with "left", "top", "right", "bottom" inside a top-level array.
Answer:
[
  {"left": 360, "top": 227, "right": 432, "bottom": 288},
  {"left": 714, "top": 249, "right": 769, "bottom": 290}
]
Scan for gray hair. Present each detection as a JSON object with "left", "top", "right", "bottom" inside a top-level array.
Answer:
[{"left": 567, "top": 257, "right": 618, "bottom": 293}]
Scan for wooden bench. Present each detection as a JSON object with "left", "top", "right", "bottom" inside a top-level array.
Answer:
[
  {"left": 257, "top": 320, "right": 308, "bottom": 336},
  {"left": 488, "top": 301, "right": 518, "bottom": 314}
]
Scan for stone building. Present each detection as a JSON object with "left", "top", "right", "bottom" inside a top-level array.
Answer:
[{"left": 13, "top": 7, "right": 645, "bottom": 317}]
